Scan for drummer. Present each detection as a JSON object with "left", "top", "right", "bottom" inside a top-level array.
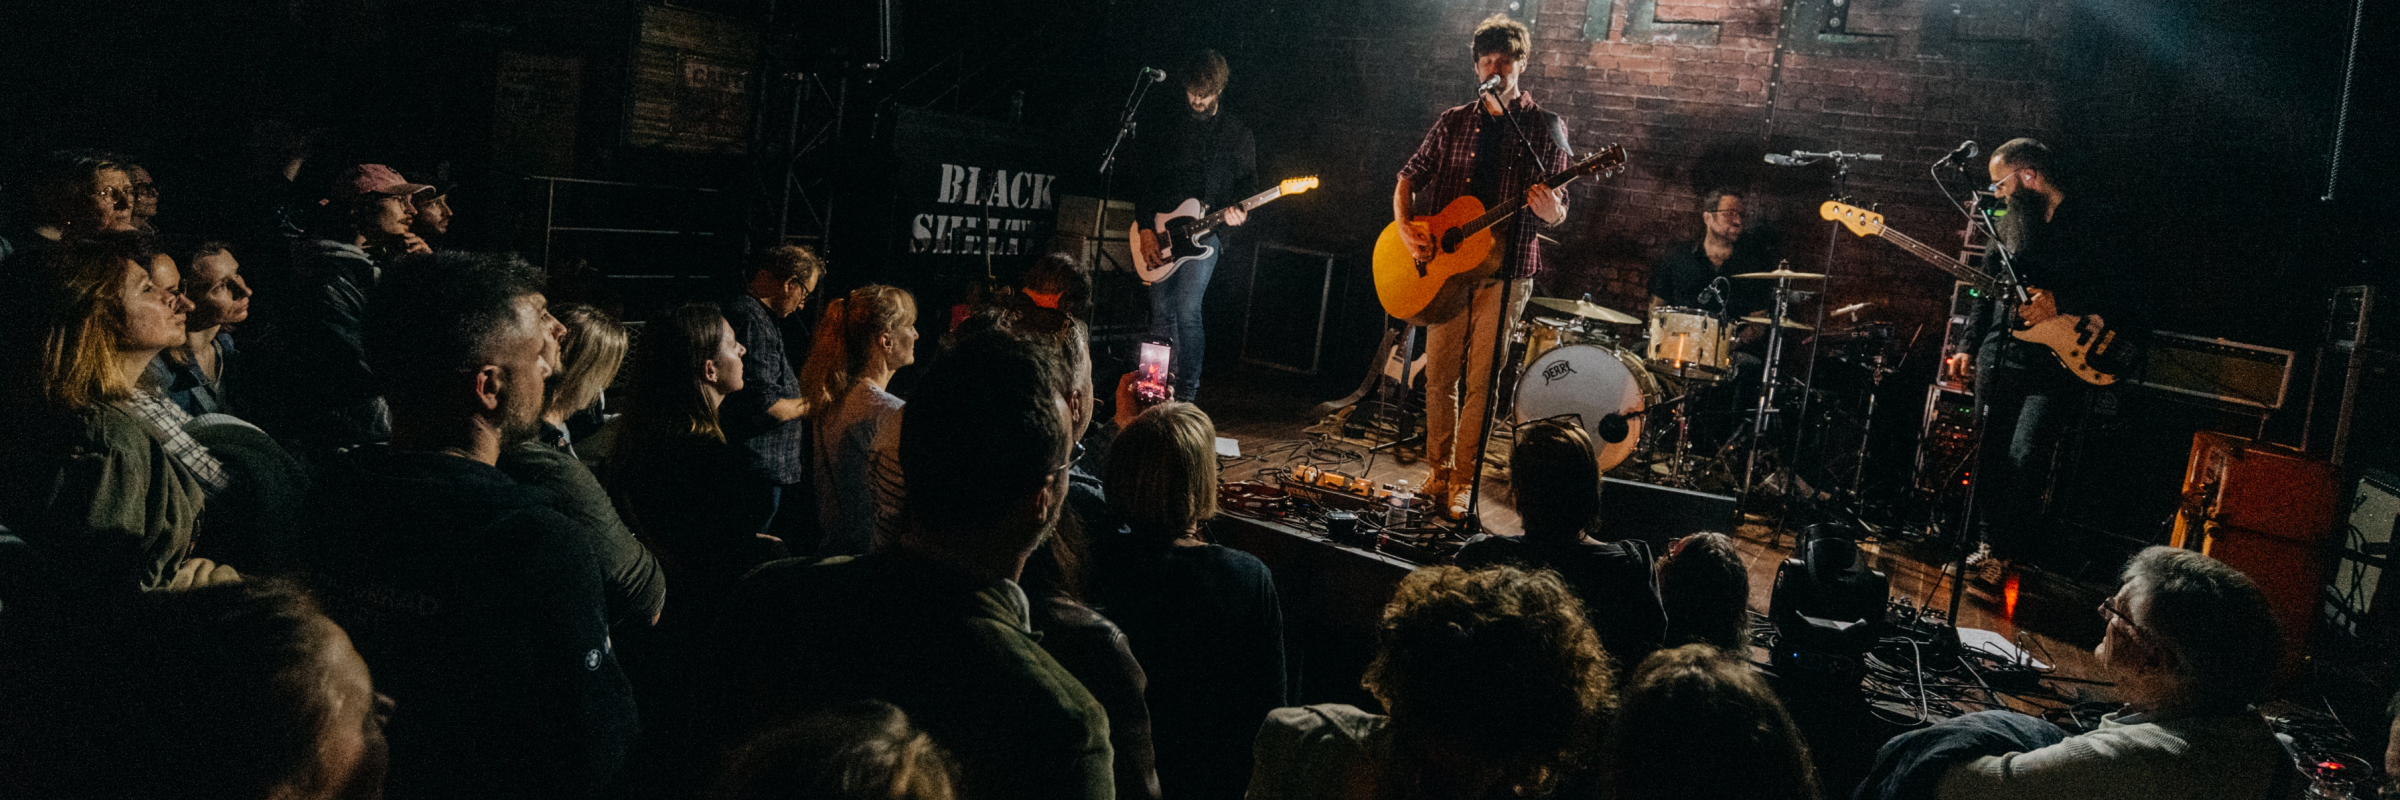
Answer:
[
  {"left": 1648, "top": 189, "right": 1780, "bottom": 322},
  {"left": 1648, "top": 189, "right": 1785, "bottom": 436}
]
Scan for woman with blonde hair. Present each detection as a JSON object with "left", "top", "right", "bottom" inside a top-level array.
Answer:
[
  {"left": 1095, "top": 402, "right": 1288, "bottom": 800},
  {"left": 497, "top": 302, "right": 662, "bottom": 630},
  {"left": 801, "top": 284, "right": 917, "bottom": 556},
  {"left": 0, "top": 234, "right": 238, "bottom": 595}
]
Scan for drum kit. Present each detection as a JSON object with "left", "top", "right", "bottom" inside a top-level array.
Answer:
[{"left": 1507, "top": 266, "right": 1903, "bottom": 504}]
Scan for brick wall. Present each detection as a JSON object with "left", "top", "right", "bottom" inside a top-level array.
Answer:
[{"left": 1114, "top": 0, "right": 2346, "bottom": 367}]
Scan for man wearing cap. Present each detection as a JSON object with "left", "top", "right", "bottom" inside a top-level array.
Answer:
[{"left": 251, "top": 164, "right": 435, "bottom": 452}]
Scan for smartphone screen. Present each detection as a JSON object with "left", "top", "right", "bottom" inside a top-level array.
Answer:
[{"left": 1135, "top": 342, "right": 1172, "bottom": 404}]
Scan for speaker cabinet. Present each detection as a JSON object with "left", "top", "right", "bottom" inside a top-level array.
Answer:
[{"left": 2172, "top": 432, "right": 2341, "bottom": 677}]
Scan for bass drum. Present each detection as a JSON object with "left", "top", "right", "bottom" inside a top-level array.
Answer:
[{"left": 1515, "top": 344, "right": 1662, "bottom": 471}]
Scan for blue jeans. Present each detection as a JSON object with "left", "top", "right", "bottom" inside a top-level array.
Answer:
[{"left": 1148, "top": 240, "right": 1218, "bottom": 402}]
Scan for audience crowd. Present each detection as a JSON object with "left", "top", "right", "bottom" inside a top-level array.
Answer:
[{"left": 0, "top": 146, "right": 2315, "bottom": 800}]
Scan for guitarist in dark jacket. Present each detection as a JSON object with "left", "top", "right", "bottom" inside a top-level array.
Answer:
[
  {"left": 1392, "top": 13, "right": 1572, "bottom": 517},
  {"left": 1133, "top": 49, "right": 1255, "bottom": 403},
  {"left": 1949, "top": 137, "right": 2145, "bottom": 586}
]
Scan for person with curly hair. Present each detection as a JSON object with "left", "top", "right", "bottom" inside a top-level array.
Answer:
[
  {"left": 1604, "top": 644, "right": 1820, "bottom": 800},
  {"left": 1247, "top": 565, "right": 1613, "bottom": 799}
]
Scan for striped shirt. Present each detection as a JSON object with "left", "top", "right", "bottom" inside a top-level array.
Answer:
[{"left": 123, "top": 389, "right": 232, "bottom": 494}]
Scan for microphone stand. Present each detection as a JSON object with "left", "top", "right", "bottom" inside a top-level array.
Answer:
[
  {"left": 1944, "top": 199, "right": 2027, "bottom": 631},
  {"left": 1459, "top": 82, "right": 1567, "bottom": 535},
  {"left": 1092, "top": 70, "right": 1160, "bottom": 275}
]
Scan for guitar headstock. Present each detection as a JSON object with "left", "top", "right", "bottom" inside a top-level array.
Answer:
[
  {"left": 1566, "top": 144, "right": 1629, "bottom": 181},
  {"left": 1818, "top": 200, "right": 1886, "bottom": 238},
  {"left": 1280, "top": 176, "right": 1321, "bottom": 196}
]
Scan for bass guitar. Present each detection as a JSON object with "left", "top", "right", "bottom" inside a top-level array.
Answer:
[
  {"left": 1373, "top": 144, "right": 1627, "bottom": 325},
  {"left": 1819, "top": 200, "right": 2137, "bottom": 385},
  {"left": 1132, "top": 176, "right": 1320, "bottom": 284}
]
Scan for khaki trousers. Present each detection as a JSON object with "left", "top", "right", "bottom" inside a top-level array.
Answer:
[{"left": 1424, "top": 265, "right": 1532, "bottom": 481}]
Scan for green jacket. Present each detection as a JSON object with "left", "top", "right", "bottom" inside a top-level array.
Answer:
[
  {"left": 497, "top": 439, "right": 668, "bottom": 628},
  {"left": 0, "top": 404, "right": 202, "bottom": 592},
  {"left": 721, "top": 550, "right": 1115, "bottom": 800}
]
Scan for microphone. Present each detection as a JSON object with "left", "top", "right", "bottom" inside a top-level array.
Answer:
[
  {"left": 1935, "top": 140, "right": 1979, "bottom": 170},
  {"left": 1478, "top": 75, "right": 1505, "bottom": 95},
  {"left": 1141, "top": 67, "right": 1166, "bottom": 83},
  {"left": 1697, "top": 276, "right": 1727, "bottom": 312},
  {"left": 1764, "top": 153, "right": 1805, "bottom": 167}
]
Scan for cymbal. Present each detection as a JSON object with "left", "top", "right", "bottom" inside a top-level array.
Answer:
[
  {"left": 1739, "top": 315, "right": 1815, "bottom": 331},
  {"left": 1529, "top": 297, "right": 1642, "bottom": 324},
  {"left": 1730, "top": 268, "right": 1827, "bottom": 280}
]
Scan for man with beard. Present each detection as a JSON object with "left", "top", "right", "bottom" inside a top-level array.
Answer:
[
  {"left": 1132, "top": 49, "right": 1255, "bottom": 403},
  {"left": 1947, "top": 138, "right": 2142, "bottom": 586},
  {"left": 301, "top": 251, "right": 637, "bottom": 800}
]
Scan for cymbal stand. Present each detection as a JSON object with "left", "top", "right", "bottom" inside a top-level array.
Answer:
[{"left": 1737, "top": 271, "right": 1802, "bottom": 510}]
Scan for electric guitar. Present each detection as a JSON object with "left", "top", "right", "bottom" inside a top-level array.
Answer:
[
  {"left": 1373, "top": 144, "right": 1628, "bottom": 325},
  {"left": 1818, "top": 200, "right": 2138, "bottom": 385},
  {"left": 1131, "top": 177, "right": 1321, "bottom": 284}
]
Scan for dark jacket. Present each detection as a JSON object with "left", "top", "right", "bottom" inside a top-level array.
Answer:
[
  {"left": 718, "top": 551, "right": 1116, "bottom": 800},
  {"left": 1095, "top": 527, "right": 1287, "bottom": 800},
  {"left": 1455, "top": 533, "right": 1667, "bottom": 671},
  {"left": 1033, "top": 594, "right": 1162, "bottom": 800},
  {"left": 499, "top": 439, "right": 668, "bottom": 629},
  {"left": 302, "top": 446, "right": 637, "bottom": 800},
  {"left": 0, "top": 405, "right": 202, "bottom": 595},
  {"left": 610, "top": 433, "right": 784, "bottom": 625},
  {"left": 253, "top": 238, "right": 386, "bottom": 451}
]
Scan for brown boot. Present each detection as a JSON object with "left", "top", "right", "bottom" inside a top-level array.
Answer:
[{"left": 1420, "top": 467, "right": 1452, "bottom": 507}]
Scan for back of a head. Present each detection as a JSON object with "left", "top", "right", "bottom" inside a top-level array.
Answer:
[
  {"left": 14, "top": 578, "right": 361, "bottom": 800},
  {"left": 1509, "top": 419, "right": 1600, "bottom": 538},
  {"left": 617, "top": 302, "right": 732, "bottom": 453},
  {"left": 1363, "top": 565, "right": 1612, "bottom": 795},
  {"left": 1607, "top": 644, "right": 1819, "bottom": 800},
  {"left": 753, "top": 244, "right": 827, "bottom": 287},
  {"left": 549, "top": 302, "right": 630, "bottom": 418},
  {"left": 711, "top": 700, "right": 958, "bottom": 800},
  {"left": 2120, "top": 546, "right": 2281, "bottom": 708},
  {"left": 363, "top": 250, "right": 545, "bottom": 416},
  {"left": 900, "top": 328, "right": 1070, "bottom": 537},
  {"left": 1023, "top": 252, "right": 1092, "bottom": 319},
  {"left": 1659, "top": 532, "right": 1752, "bottom": 652},
  {"left": 1105, "top": 402, "right": 1219, "bottom": 537}
]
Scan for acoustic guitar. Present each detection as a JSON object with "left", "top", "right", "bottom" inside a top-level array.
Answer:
[
  {"left": 1373, "top": 144, "right": 1627, "bottom": 325},
  {"left": 1819, "top": 200, "right": 2138, "bottom": 385},
  {"left": 1131, "top": 177, "right": 1321, "bottom": 285}
]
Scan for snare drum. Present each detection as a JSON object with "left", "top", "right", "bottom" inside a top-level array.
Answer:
[
  {"left": 1646, "top": 306, "right": 1731, "bottom": 378},
  {"left": 1515, "top": 344, "right": 1662, "bottom": 471},
  {"left": 1521, "top": 318, "right": 1610, "bottom": 370}
]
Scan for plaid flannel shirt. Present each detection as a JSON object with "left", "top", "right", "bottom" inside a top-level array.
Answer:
[
  {"left": 124, "top": 389, "right": 232, "bottom": 494},
  {"left": 1397, "top": 92, "right": 1574, "bottom": 280}
]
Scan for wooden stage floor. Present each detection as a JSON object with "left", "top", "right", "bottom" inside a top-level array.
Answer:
[{"left": 1197, "top": 366, "right": 2117, "bottom": 696}]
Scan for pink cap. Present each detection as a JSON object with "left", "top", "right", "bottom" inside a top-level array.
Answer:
[{"left": 334, "top": 164, "right": 433, "bottom": 199}]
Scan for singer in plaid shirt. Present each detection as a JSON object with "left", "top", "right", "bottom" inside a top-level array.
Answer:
[{"left": 1392, "top": 13, "right": 1576, "bottom": 517}]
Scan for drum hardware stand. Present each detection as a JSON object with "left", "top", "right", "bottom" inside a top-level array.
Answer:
[{"left": 1736, "top": 268, "right": 1811, "bottom": 531}]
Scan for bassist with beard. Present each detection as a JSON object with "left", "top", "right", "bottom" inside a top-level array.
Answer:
[{"left": 1945, "top": 137, "right": 2146, "bottom": 586}]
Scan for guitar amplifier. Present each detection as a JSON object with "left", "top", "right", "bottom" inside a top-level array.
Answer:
[
  {"left": 2172, "top": 431, "right": 2341, "bottom": 677},
  {"left": 2326, "top": 469, "right": 2400, "bottom": 639},
  {"left": 2129, "top": 331, "right": 2295, "bottom": 411}
]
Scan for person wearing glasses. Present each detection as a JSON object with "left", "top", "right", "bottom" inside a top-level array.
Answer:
[
  {"left": 1649, "top": 188, "right": 1784, "bottom": 442},
  {"left": 1, "top": 150, "right": 142, "bottom": 269},
  {"left": 1947, "top": 138, "right": 2145, "bottom": 587},
  {"left": 1858, "top": 546, "right": 2297, "bottom": 800},
  {"left": 126, "top": 163, "right": 160, "bottom": 233}
]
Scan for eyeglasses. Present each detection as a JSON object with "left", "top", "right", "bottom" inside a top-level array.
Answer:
[
  {"left": 2097, "top": 596, "right": 2149, "bottom": 638},
  {"left": 1985, "top": 169, "right": 2028, "bottom": 194},
  {"left": 91, "top": 187, "right": 133, "bottom": 207},
  {"left": 1053, "top": 440, "right": 1088, "bottom": 473}
]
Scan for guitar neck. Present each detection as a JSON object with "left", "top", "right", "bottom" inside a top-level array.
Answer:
[
  {"left": 1198, "top": 186, "right": 1286, "bottom": 229},
  {"left": 1873, "top": 225, "right": 1997, "bottom": 291}
]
